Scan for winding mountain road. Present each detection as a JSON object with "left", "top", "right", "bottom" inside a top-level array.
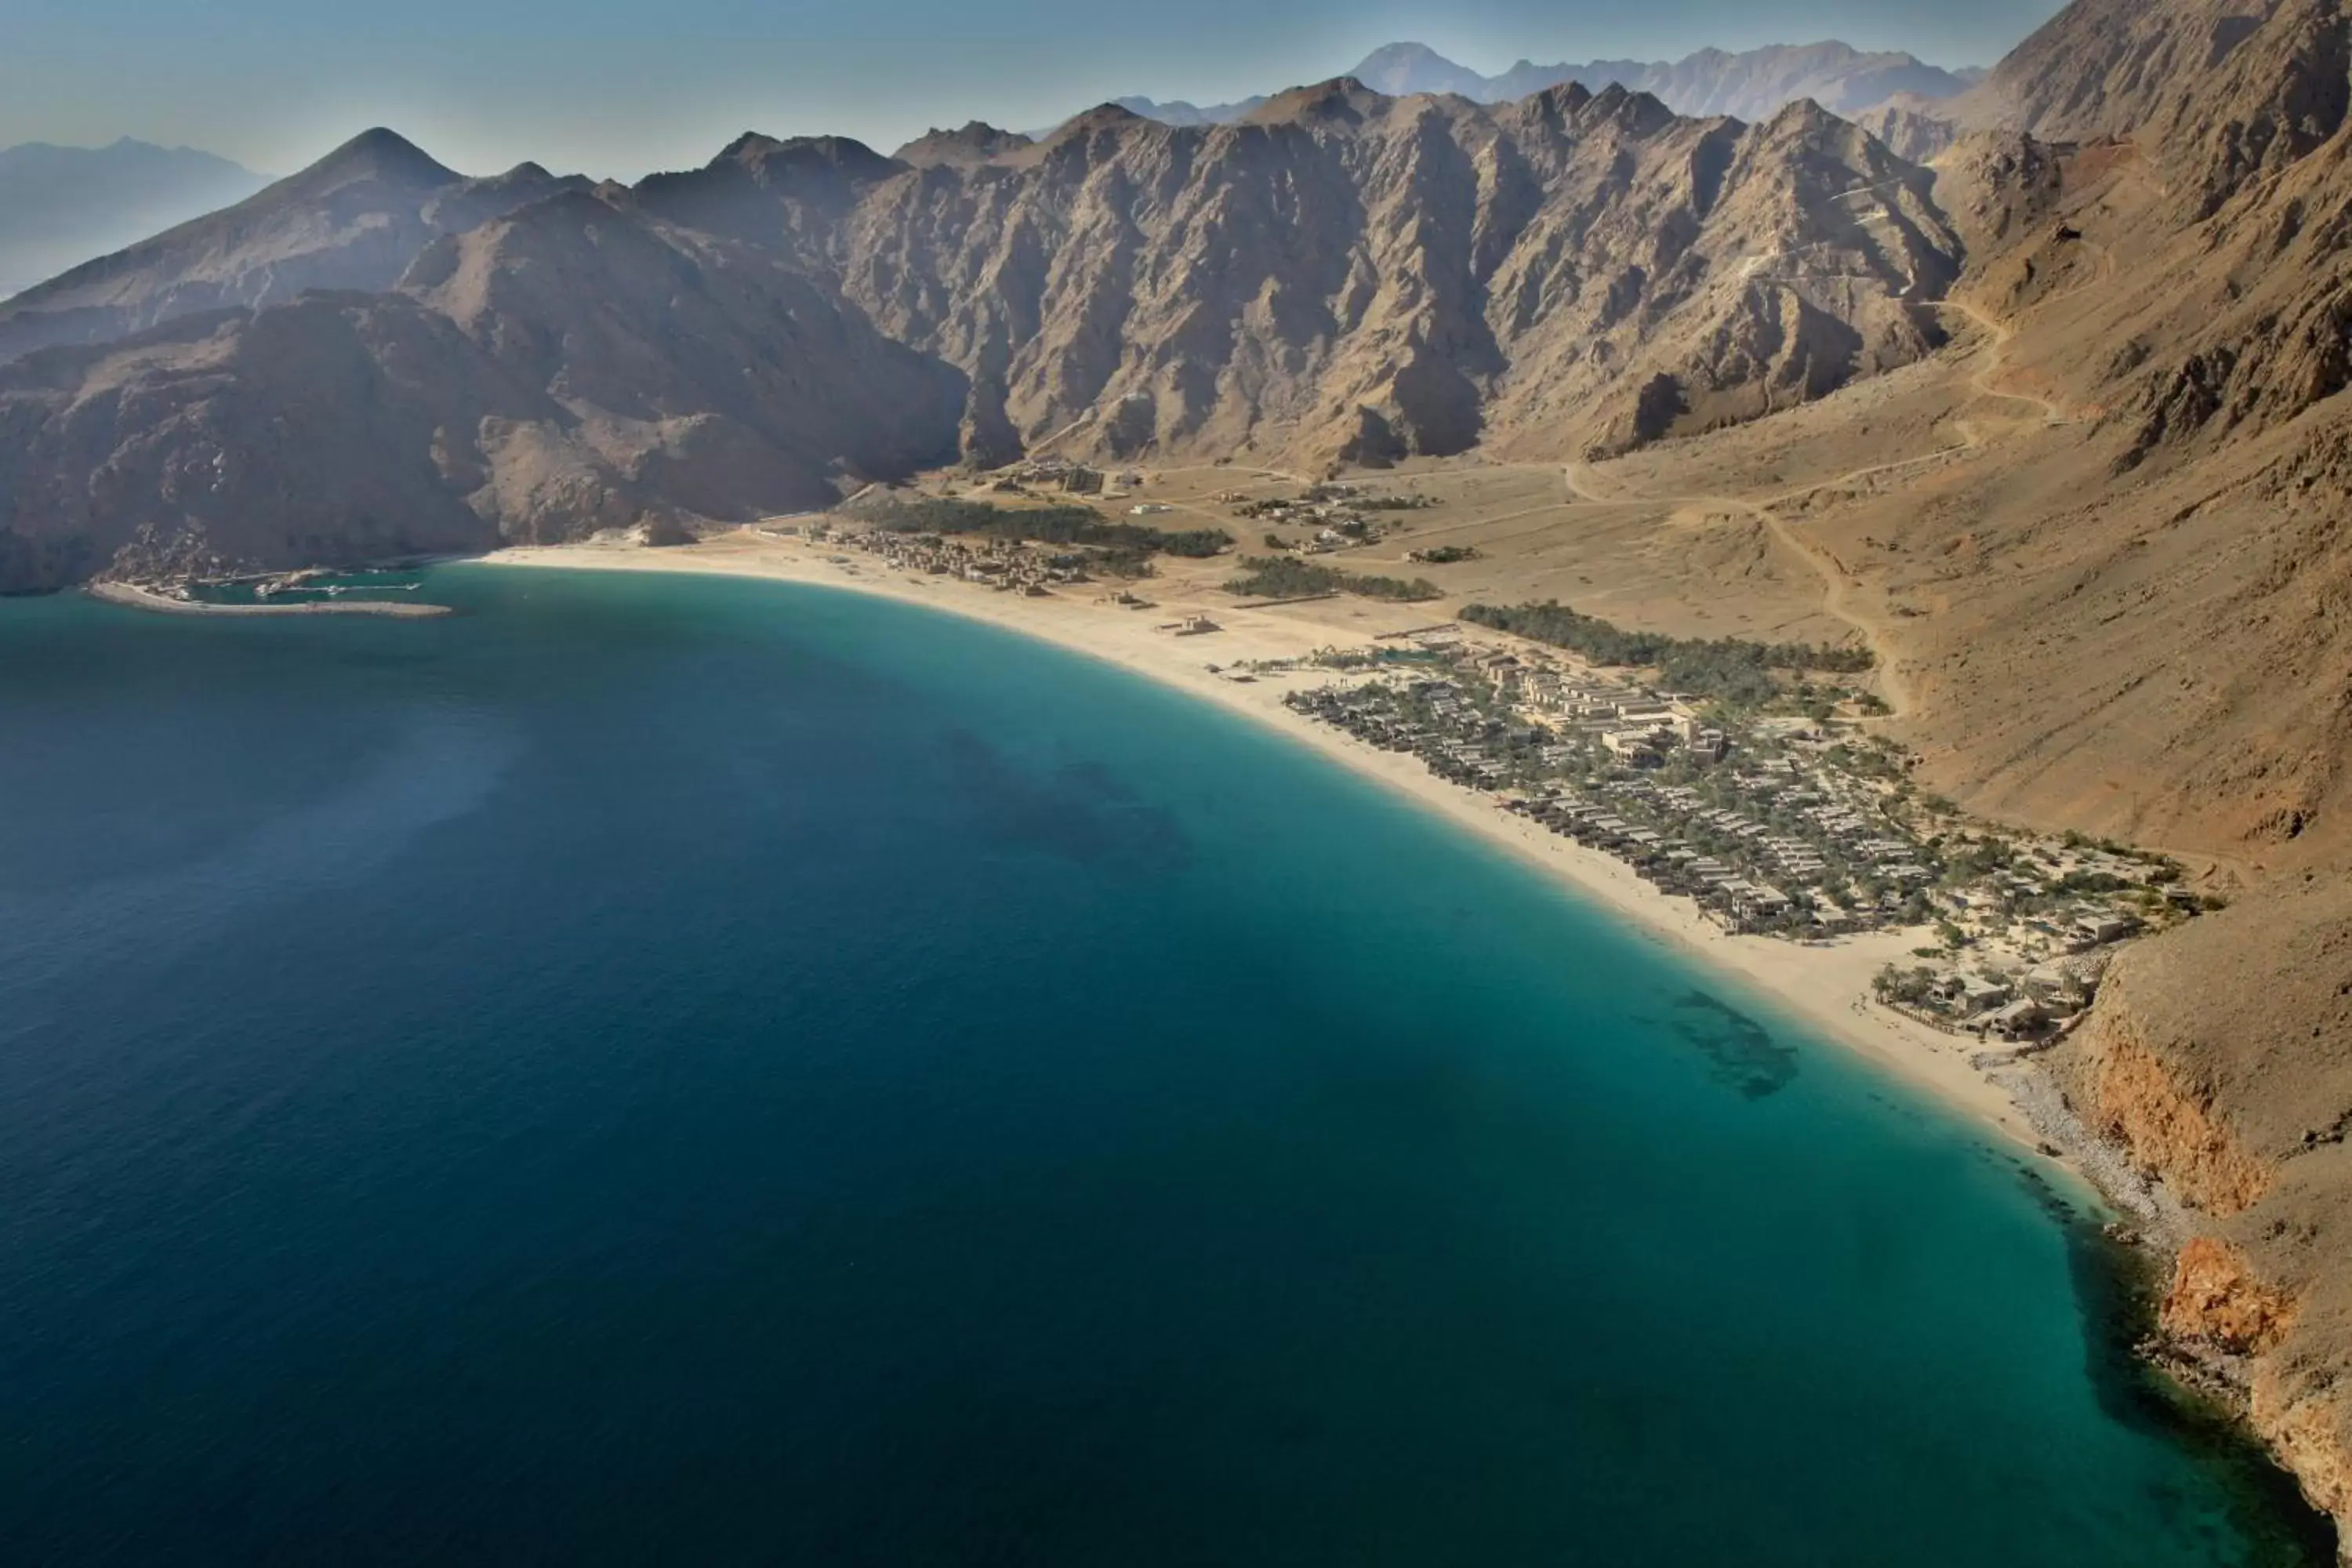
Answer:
[{"left": 1549, "top": 278, "right": 2090, "bottom": 720}]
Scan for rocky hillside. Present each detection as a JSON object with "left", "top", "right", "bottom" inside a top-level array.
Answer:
[
  {"left": 0, "top": 191, "right": 964, "bottom": 591},
  {"left": 1802, "top": 0, "right": 2352, "bottom": 867},
  {"left": 829, "top": 84, "right": 1958, "bottom": 468},
  {"left": 0, "top": 86, "right": 1958, "bottom": 590},
  {"left": 1951, "top": 0, "right": 2347, "bottom": 217}
]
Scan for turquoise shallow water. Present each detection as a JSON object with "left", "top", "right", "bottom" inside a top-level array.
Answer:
[{"left": 0, "top": 565, "right": 2329, "bottom": 1565}]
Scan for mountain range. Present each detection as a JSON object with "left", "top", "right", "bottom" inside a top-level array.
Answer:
[
  {"left": 1108, "top": 39, "right": 1985, "bottom": 132},
  {"left": 8, "top": 5, "right": 2352, "bottom": 1534},
  {"left": 0, "top": 85, "right": 1959, "bottom": 588},
  {"left": 0, "top": 139, "right": 266, "bottom": 303}
]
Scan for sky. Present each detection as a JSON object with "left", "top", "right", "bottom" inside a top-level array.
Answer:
[{"left": 2, "top": 0, "right": 2069, "bottom": 180}]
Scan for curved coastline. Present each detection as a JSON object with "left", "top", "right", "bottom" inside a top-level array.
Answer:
[
  {"left": 89, "top": 580, "right": 452, "bottom": 619},
  {"left": 461, "top": 537, "right": 2342, "bottom": 1556},
  {"left": 463, "top": 534, "right": 2071, "bottom": 1167},
  {"left": 9, "top": 561, "right": 2332, "bottom": 1563}
]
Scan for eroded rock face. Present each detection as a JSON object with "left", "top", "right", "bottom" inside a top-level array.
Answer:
[
  {"left": 2064, "top": 983, "right": 2278, "bottom": 1214},
  {"left": 831, "top": 84, "right": 1958, "bottom": 466},
  {"left": 2163, "top": 1236, "right": 2299, "bottom": 1352},
  {"left": 2256, "top": 1371, "right": 2352, "bottom": 1539},
  {"left": 2054, "top": 876, "right": 2352, "bottom": 1549},
  {"left": 1951, "top": 0, "right": 2352, "bottom": 464}
]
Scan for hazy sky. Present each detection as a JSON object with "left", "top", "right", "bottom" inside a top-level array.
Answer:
[{"left": 3, "top": 0, "right": 2067, "bottom": 180}]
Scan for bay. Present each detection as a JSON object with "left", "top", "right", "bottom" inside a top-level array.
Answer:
[{"left": 0, "top": 566, "right": 2326, "bottom": 1565}]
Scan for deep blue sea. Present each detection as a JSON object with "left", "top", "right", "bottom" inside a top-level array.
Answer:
[{"left": 0, "top": 565, "right": 2330, "bottom": 1566}]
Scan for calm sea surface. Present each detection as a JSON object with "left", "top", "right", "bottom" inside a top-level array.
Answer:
[{"left": 0, "top": 566, "right": 2330, "bottom": 1565}]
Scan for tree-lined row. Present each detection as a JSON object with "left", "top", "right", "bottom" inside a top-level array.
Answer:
[
  {"left": 1223, "top": 557, "right": 1443, "bottom": 603},
  {"left": 1461, "top": 601, "right": 1874, "bottom": 707},
  {"left": 860, "top": 498, "right": 1233, "bottom": 560}
]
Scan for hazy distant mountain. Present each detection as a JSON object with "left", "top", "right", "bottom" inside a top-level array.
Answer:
[
  {"left": 1348, "top": 42, "right": 1498, "bottom": 100},
  {"left": 1504, "top": 42, "right": 1976, "bottom": 119},
  {"left": 1105, "top": 39, "right": 1977, "bottom": 130},
  {"left": 0, "top": 140, "right": 266, "bottom": 303},
  {"left": 1104, "top": 94, "right": 1267, "bottom": 128},
  {"left": 0, "top": 129, "right": 589, "bottom": 362}
]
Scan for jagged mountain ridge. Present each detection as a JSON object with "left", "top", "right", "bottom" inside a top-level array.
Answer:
[
  {"left": 1109, "top": 39, "right": 1981, "bottom": 132},
  {"left": 0, "top": 85, "right": 1958, "bottom": 589},
  {"left": 834, "top": 83, "right": 1958, "bottom": 467}
]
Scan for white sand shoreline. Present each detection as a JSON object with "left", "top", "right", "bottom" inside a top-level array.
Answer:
[{"left": 466, "top": 534, "right": 2080, "bottom": 1169}]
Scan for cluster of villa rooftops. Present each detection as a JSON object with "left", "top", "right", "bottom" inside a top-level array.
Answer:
[
  {"left": 1288, "top": 673, "right": 1940, "bottom": 937},
  {"left": 781, "top": 503, "right": 2195, "bottom": 1049},
  {"left": 1277, "top": 633, "right": 2190, "bottom": 1040},
  {"left": 779, "top": 522, "right": 1084, "bottom": 595}
]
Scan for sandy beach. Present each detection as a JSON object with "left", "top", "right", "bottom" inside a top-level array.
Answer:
[{"left": 471, "top": 531, "right": 2066, "bottom": 1160}]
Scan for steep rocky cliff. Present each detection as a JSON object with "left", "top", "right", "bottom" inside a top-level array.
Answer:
[
  {"left": 2054, "top": 874, "right": 2352, "bottom": 1544},
  {"left": 733, "top": 81, "right": 1958, "bottom": 467}
]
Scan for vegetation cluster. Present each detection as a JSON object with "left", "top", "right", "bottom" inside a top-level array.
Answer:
[
  {"left": 858, "top": 496, "right": 1232, "bottom": 570},
  {"left": 1461, "top": 600, "right": 1874, "bottom": 706},
  {"left": 1225, "top": 557, "right": 1442, "bottom": 603}
]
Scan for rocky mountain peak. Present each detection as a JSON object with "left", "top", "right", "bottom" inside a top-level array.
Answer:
[
  {"left": 715, "top": 130, "right": 786, "bottom": 161},
  {"left": 892, "top": 122, "right": 1034, "bottom": 168},
  {"left": 1578, "top": 82, "right": 1682, "bottom": 137},
  {"left": 627, "top": 132, "right": 901, "bottom": 249},
  {"left": 0, "top": 125, "right": 573, "bottom": 361},
  {"left": 1524, "top": 79, "right": 1597, "bottom": 122},
  {"left": 1349, "top": 42, "right": 1493, "bottom": 99},
  {"left": 710, "top": 132, "right": 895, "bottom": 180},
  {"left": 1242, "top": 76, "right": 1390, "bottom": 127},
  {"left": 1764, "top": 96, "right": 1838, "bottom": 131},
  {"left": 1053, "top": 102, "right": 1149, "bottom": 137},
  {"left": 289, "top": 127, "right": 459, "bottom": 194}
]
